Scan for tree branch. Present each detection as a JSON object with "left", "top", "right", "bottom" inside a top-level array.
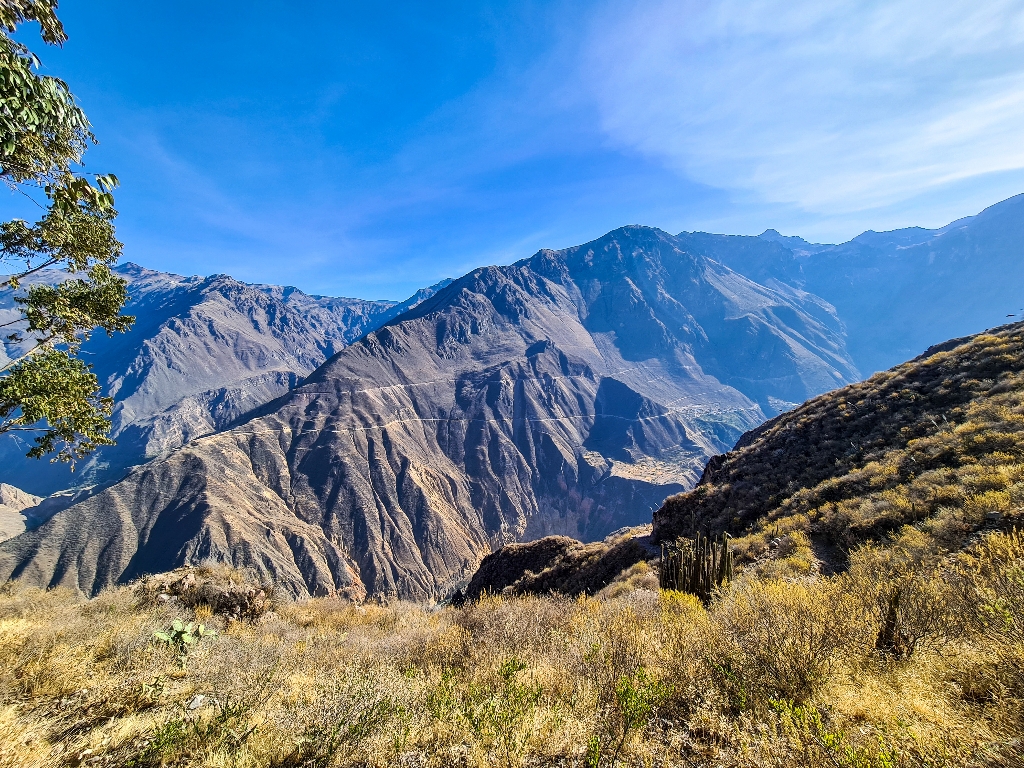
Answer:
[
  {"left": 0, "top": 332, "right": 56, "bottom": 372},
  {"left": 0, "top": 257, "right": 60, "bottom": 289}
]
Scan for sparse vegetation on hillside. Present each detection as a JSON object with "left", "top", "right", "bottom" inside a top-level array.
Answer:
[
  {"left": 462, "top": 533, "right": 651, "bottom": 600},
  {"left": 655, "top": 322, "right": 1024, "bottom": 574},
  {"left": 0, "top": 536, "right": 1021, "bottom": 767},
  {"left": 3, "top": 325, "right": 1024, "bottom": 767}
]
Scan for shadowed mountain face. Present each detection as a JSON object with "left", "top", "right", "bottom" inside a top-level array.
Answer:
[
  {"left": 0, "top": 264, "right": 451, "bottom": 496},
  {"left": 0, "top": 226, "right": 858, "bottom": 601},
  {"left": 681, "top": 193, "right": 1024, "bottom": 376}
]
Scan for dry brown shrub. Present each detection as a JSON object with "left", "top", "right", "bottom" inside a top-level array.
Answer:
[
  {"left": 714, "top": 577, "right": 868, "bottom": 703},
  {"left": 390, "top": 619, "right": 472, "bottom": 672},
  {"left": 454, "top": 593, "right": 575, "bottom": 659},
  {"left": 949, "top": 529, "right": 1024, "bottom": 710},
  {"left": 270, "top": 664, "right": 414, "bottom": 768},
  {"left": 278, "top": 599, "right": 390, "bottom": 633},
  {"left": 844, "top": 529, "right": 964, "bottom": 659},
  {"left": 957, "top": 529, "right": 1024, "bottom": 642}
]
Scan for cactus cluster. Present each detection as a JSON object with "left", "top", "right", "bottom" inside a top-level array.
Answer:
[
  {"left": 150, "top": 618, "right": 215, "bottom": 655},
  {"left": 659, "top": 532, "right": 734, "bottom": 602}
]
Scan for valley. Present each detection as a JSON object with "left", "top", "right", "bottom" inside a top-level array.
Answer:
[
  {"left": 0, "top": 319, "right": 1020, "bottom": 767},
  {"left": 0, "top": 225, "right": 857, "bottom": 600},
  {"left": 3, "top": 198, "right": 1024, "bottom": 603}
]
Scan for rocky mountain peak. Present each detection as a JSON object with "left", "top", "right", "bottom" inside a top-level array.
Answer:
[{"left": 0, "top": 227, "right": 860, "bottom": 601}]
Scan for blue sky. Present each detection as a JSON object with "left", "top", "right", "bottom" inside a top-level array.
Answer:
[{"left": 9, "top": 0, "right": 1024, "bottom": 299}]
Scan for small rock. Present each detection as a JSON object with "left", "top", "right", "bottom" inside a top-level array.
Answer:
[
  {"left": 188, "top": 694, "right": 206, "bottom": 710},
  {"left": 157, "top": 593, "right": 171, "bottom": 602},
  {"left": 986, "top": 510, "right": 1003, "bottom": 522}
]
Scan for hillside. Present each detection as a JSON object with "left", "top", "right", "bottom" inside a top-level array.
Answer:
[
  {"left": 680, "top": 193, "right": 1024, "bottom": 374},
  {"left": 654, "top": 320, "right": 1024, "bottom": 572},
  {"left": 0, "top": 510, "right": 1019, "bottom": 767},
  {"left": 466, "top": 321, "right": 1024, "bottom": 600},
  {"left": 0, "top": 226, "right": 858, "bottom": 601},
  {"left": 0, "top": 264, "right": 449, "bottom": 496}
]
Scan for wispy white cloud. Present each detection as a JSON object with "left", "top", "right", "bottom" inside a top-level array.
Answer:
[{"left": 581, "top": 0, "right": 1024, "bottom": 215}]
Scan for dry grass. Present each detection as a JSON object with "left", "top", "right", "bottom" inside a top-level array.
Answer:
[
  {"left": 655, "top": 323, "right": 1024, "bottom": 571},
  {"left": 0, "top": 529, "right": 1021, "bottom": 768},
  {"left": 7, "top": 326, "right": 1024, "bottom": 766}
]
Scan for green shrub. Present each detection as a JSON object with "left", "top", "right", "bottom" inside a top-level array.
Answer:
[
  {"left": 771, "top": 700, "right": 900, "bottom": 768},
  {"left": 456, "top": 657, "right": 543, "bottom": 767},
  {"left": 589, "top": 666, "right": 671, "bottom": 767}
]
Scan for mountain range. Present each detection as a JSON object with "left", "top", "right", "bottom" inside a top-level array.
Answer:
[
  {"left": 1, "top": 194, "right": 1022, "bottom": 601},
  {"left": 0, "top": 226, "right": 857, "bottom": 600},
  {"left": 0, "top": 264, "right": 451, "bottom": 496},
  {"left": 688, "top": 192, "right": 1024, "bottom": 375}
]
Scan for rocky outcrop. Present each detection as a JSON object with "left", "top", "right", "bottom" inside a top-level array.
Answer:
[
  {"left": 0, "top": 226, "right": 858, "bottom": 600},
  {"left": 463, "top": 528, "right": 654, "bottom": 599},
  {"left": 137, "top": 566, "right": 277, "bottom": 620}
]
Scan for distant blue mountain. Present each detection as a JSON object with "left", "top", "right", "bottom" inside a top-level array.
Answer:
[{"left": 681, "top": 193, "right": 1024, "bottom": 375}]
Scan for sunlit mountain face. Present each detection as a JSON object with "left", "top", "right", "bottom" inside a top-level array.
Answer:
[{"left": 0, "top": 226, "right": 858, "bottom": 600}]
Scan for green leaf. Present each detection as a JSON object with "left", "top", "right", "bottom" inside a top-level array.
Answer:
[{"left": 0, "top": 11, "right": 131, "bottom": 463}]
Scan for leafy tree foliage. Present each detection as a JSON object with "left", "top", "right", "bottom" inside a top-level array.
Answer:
[{"left": 0, "top": 0, "right": 133, "bottom": 464}]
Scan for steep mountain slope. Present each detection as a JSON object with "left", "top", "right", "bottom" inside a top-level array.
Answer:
[
  {"left": 653, "top": 321, "right": 1024, "bottom": 567},
  {"left": 0, "top": 264, "right": 450, "bottom": 496},
  {"left": 0, "top": 226, "right": 858, "bottom": 601},
  {"left": 682, "top": 193, "right": 1024, "bottom": 375},
  {"left": 467, "top": 322, "right": 1024, "bottom": 598},
  {"left": 0, "top": 484, "right": 41, "bottom": 542}
]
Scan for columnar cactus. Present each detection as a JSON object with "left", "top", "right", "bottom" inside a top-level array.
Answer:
[{"left": 659, "top": 531, "right": 734, "bottom": 602}]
